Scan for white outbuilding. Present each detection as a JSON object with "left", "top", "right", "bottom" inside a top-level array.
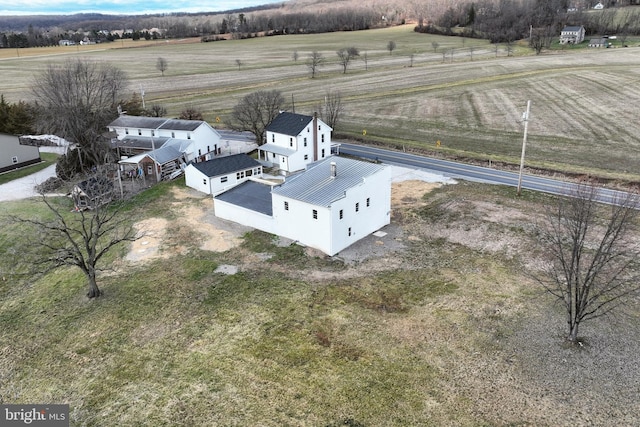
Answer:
[
  {"left": 214, "top": 155, "right": 391, "bottom": 256},
  {"left": 184, "top": 153, "right": 263, "bottom": 195}
]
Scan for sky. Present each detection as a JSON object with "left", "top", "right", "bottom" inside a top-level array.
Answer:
[{"left": 0, "top": 0, "right": 286, "bottom": 16}]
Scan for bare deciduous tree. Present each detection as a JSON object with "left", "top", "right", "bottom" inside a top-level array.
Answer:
[
  {"left": 535, "top": 184, "right": 640, "bottom": 343},
  {"left": 431, "top": 41, "right": 439, "bottom": 52},
  {"left": 307, "top": 50, "right": 324, "bottom": 79},
  {"left": 292, "top": 50, "right": 299, "bottom": 62},
  {"left": 179, "top": 107, "right": 204, "bottom": 120},
  {"left": 156, "top": 57, "right": 168, "bottom": 76},
  {"left": 148, "top": 104, "right": 167, "bottom": 117},
  {"left": 11, "top": 177, "right": 138, "bottom": 298},
  {"left": 387, "top": 40, "right": 396, "bottom": 55},
  {"left": 318, "top": 90, "right": 343, "bottom": 130},
  {"left": 32, "top": 59, "right": 127, "bottom": 173},
  {"left": 235, "top": 59, "right": 242, "bottom": 71},
  {"left": 230, "top": 90, "right": 286, "bottom": 145},
  {"left": 336, "top": 47, "right": 360, "bottom": 74}
]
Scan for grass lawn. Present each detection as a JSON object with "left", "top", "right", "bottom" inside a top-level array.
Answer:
[{"left": 1, "top": 179, "right": 638, "bottom": 426}]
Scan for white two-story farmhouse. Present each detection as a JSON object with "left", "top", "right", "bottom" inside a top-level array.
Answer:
[
  {"left": 108, "top": 115, "right": 222, "bottom": 181},
  {"left": 214, "top": 155, "right": 391, "bottom": 256},
  {"left": 257, "top": 112, "right": 338, "bottom": 174}
]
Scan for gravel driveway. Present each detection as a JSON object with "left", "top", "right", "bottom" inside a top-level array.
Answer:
[{"left": 0, "top": 146, "right": 64, "bottom": 202}]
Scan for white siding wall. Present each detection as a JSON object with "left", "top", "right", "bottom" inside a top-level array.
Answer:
[
  {"left": 272, "top": 194, "right": 333, "bottom": 253},
  {"left": 185, "top": 166, "right": 263, "bottom": 195},
  {"left": 184, "top": 165, "right": 211, "bottom": 194},
  {"left": 327, "top": 167, "right": 392, "bottom": 254},
  {"left": 214, "top": 200, "right": 277, "bottom": 233}
]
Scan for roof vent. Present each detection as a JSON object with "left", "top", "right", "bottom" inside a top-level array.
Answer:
[{"left": 330, "top": 161, "right": 337, "bottom": 178}]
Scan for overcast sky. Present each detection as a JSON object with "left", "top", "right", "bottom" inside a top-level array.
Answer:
[{"left": 0, "top": 0, "right": 286, "bottom": 16}]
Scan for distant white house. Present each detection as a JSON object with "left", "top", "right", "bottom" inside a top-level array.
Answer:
[
  {"left": 184, "top": 153, "right": 263, "bottom": 195},
  {"left": 214, "top": 156, "right": 391, "bottom": 256},
  {"left": 108, "top": 115, "right": 222, "bottom": 181},
  {"left": 593, "top": 2, "right": 604, "bottom": 9},
  {"left": 588, "top": 37, "right": 609, "bottom": 48},
  {"left": 560, "top": 25, "right": 586, "bottom": 44},
  {"left": 0, "top": 133, "right": 41, "bottom": 174},
  {"left": 257, "top": 112, "right": 339, "bottom": 174}
]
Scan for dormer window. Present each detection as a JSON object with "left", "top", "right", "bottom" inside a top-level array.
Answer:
[
  {"left": 187, "top": 133, "right": 191, "bottom": 140},
  {"left": 171, "top": 132, "right": 175, "bottom": 138}
]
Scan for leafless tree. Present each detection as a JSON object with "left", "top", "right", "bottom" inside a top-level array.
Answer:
[
  {"left": 535, "top": 183, "right": 640, "bottom": 343},
  {"left": 235, "top": 59, "right": 242, "bottom": 71},
  {"left": 307, "top": 50, "right": 324, "bottom": 79},
  {"left": 530, "top": 26, "right": 554, "bottom": 55},
  {"left": 468, "top": 45, "right": 476, "bottom": 61},
  {"left": 387, "top": 40, "right": 396, "bottom": 55},
  {"left": 156, "top": 57, "right": 168, "bottom": 76},
  {"left": 148, "top": 104, "right": 167, "bottom": 117},
  {"left": 409, "top": 52, "right": 415, "bottom": 67},
  {"left": 318, "top": 90, "right": 343, "bottom": 130},
  {"left": 11, "top": 177, "right": 138, "bottom": 298},
  {"left": 32, "top": 59, "right": 127, "bottom": 173},
  {"left": 292, "top": 50, "right": 299, "bottom": 62},
  {"left": 336, "top": 47, "right": 360, "bottom": 74},
  {"left": 179, "top": 107, "right": 204, "bottom": 120},
  {"left": 431, "top": 41, "right": 439, "bottom": 52},
  {"left": 362, "top": 51, "right": 368, "bottom": 71},
  {"left": 230, "top": 90, "right": 286, "bottom": 144}
]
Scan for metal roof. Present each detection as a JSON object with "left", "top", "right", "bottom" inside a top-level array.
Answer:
[
  {"left": 147, "top": 145, "right": 183, "bottom": 164},
  {"left": 108, "top": 115, "right": 169, "bottom": 129},
  {"left": 191, "top": 154, "right": 261, "bottom": 178},
  {"left": 111, "top": 136, "right": 171, "bottom": 150},
  {"left": 258, "top": 143, "right": 296, "bottom": 157},
  {"left": 272, "top": 156, "right": 386, "bottom": 207},
  {"left": 108, "top": 115, "right": 210, "bottom": 133},
  {"left": 215, "top": 180, "right": 273, "bottom": 216},
  {"left": 159, "top": 119, "right": 204, "bottom": 132},
  {"left": 265, "top": 112, "right": 313, "bottom": 136}
]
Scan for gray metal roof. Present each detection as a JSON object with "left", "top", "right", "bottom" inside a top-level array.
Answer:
[
  {"left": 215, "top": 180, "right": 273, "bottom": 216},
  {"left": 108, "top": 115, "right": 208, "bottom": 132},
  {"left": 159, "top": 119, "right": 204, "bottom": 132},
  {"left": 111, "top": 136, "right": 171, "bottom": 150},
  {"left": 272, "top": 156, "right": 386, "bottom": 207},
  {"left": 259, "top": 143, "right": 296, "bottom": 157},
  {"left": 147, "top": 145, "right": 183, "bottom": 164},
  {"left": 108, "top": 115, "right": 169, "bottom": 129},
  {"left": 265, "top": 112, "right": 313, "bottom": 136},
  {"left": 191, "top": 154, "right": 261, "bottom": 178}
]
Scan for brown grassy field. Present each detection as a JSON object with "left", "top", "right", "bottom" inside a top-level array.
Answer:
[{"left": 2, "top": 24, "right": 640, "bottom": 179}]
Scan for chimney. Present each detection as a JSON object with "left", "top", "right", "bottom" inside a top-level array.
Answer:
[
  {"left": 313, "top": 112, "right": 318, "bottom": 162},
  {"left": 330, "top": 161, "right": 337, "bottom": 178}
]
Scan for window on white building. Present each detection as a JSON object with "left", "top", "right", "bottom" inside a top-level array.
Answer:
[
  {"left": 348, "top": 227, "right": 352, "bottom": 236},
  {"left": 284, "top": 201, "right": 289, "bottom": 211},
  {"left": 321, "top": 149, "right": 325, "bottom": 158},
  {"left": 339, "top": 209, "right": 343, "bottom": 219},
  {"left": 304, "top": 137, "right": 307, "bottom": 147},
  {"left": 322, "top": 134, "right": 325, "bottom": 143},
  {"left": 11, "top": 156, "right": 18, "bottom": 164},
  {"left": 355, "top": 202, "right": 359, "bottom": 212},
  {"left": 312, "top": 209, "right": 318, "bottom": 219},
  {"left": 203, "top": 178, "right": 207, "bottom": 185},
  {"left": 272, "top": 134, "right": 275, "bottom": 142},
  {"left": 366, "top": 197, "right": 370, "bottom": 207},
  {"left": 289, "top": 138, "right": 293, "bottom": 147},
  {"left": 125, "top": 128, "right": 129, "bottom": 134},
  {"left": 187, "top": 133, "right": 191, "bottom": 140},
  {"left": 304, "top": 154, "right": 308, "bottom": 160},
  {"left": 221, "top": 176, "right": 228, "bottom": 183},
  {"left": 138, "top": 129, "right": 142, "bottom": 135},
  {"left": 171, "top": 132, "right": 175, "bottom": 138}
]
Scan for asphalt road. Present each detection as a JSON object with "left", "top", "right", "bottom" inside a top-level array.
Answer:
[{"left": 338, "top": 142, "right": 632, "bottom": 205}]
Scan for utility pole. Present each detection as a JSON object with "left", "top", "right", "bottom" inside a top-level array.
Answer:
[{"left": 517, "top": 100, "right": 531, "bottom": 196}]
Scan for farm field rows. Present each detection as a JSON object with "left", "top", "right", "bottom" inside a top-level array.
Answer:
[{"left": 2, "top": 25, "right": 640, "bottom": 180}]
